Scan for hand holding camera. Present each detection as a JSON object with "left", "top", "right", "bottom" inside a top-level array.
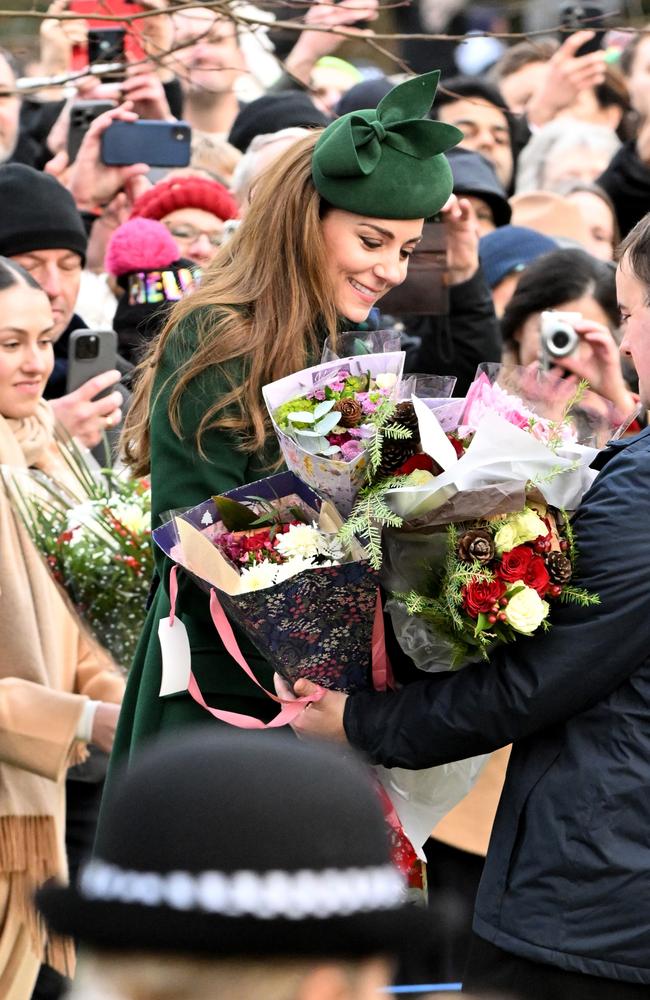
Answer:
[{"left": 540, "top": 311, "right": 636, "bottom": 418}]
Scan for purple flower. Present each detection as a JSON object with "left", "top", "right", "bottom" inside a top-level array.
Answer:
[
  {"left": 340, "top": 440, "right": 365, "bottom": 461},
  {"left": 311, "top": 388, "right": 326, "bottom": 401},
  {"left": 349, "top": 425, "right": 375, "bottom": 439}
]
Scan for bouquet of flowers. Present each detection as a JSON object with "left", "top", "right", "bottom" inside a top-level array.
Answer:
[
  {"left": 7, "top": 435, "right": 152, "bottom": 668},
  {"left": 334, "top": 364, "right": 613, "bottom": 855},
  {"left": 153, "top": 472, "right": 381, "bottom": 694},
  {"left": 262, "top": 353, "right": 408, "bottom": 514}
]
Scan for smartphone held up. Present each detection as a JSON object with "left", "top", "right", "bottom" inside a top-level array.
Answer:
[
  {"left": 100, "top": 120, "right": 192, "bottom": 167},
  {"left": 68, "top": 0, "right": 145, "bottom": 71}
]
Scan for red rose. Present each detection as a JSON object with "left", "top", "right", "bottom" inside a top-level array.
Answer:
[
  {"left": 462, "top": 577, "right": 506, "bottom": 617},
  {"left": 523, "top": 554, "right": 551, "bottom": 597},
  {"left": 448, "top": 434, "right": 466, "bottom": 458},
  {"left": 394, "top": 453, "right": 436, "bottom": 476},
  {"left": 497, "top": 545, "right": 534, "bottom": 582}
]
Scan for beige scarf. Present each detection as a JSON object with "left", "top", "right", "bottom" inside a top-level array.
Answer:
[{"left": 0, "top": 401, "right": 122, "bottom": 974}]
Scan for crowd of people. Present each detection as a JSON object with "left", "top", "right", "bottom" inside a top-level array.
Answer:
[{"left": 0, "top": 1, "right": 650, "bottom": 998}]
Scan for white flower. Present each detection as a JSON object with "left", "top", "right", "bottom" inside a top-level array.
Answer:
[
  {"left": 237, "top": 560, "right": 279, "bottom": 593},
  {"left": 504, "top": 583, "right": 549, "bottom": 634},
  {"left": 110, "top": 502, "right": 149, "bottom": 535},
  {"left": 275, "top": 523, "right": 331, "bottom": 561},
  {"left": 66, "top": 500, "right": 103, "bottom": 532},
  {"left": 494, "top": 508, "right": 547, "bottom": 554},
  {"left": 375, "top": 372, "right": 397, "bottom": 390},
  {"left": 273, "top": 557, "right": 316, "bottom": 584}
]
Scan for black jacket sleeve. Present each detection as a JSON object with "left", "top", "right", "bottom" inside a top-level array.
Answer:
[
  {"left": 344, "top": 435, "right": 650, "bottom": 769},
  {"left": 409, "top": 268, "right": 502, "bottom": 395},
  {"left": 597, "top": 142, "right": 650, "bottom": 238}
]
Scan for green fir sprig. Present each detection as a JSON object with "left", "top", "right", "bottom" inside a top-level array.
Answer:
[
  {"left": 337, "top": 475, "right": 410, "bottom": 568},
  {"left": 366, "top": 398, "right": 412, "bottom": 476}
]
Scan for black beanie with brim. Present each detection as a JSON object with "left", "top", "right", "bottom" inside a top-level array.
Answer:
[{"left": 0, "top": 164, "right": 87, "bottom": 263}]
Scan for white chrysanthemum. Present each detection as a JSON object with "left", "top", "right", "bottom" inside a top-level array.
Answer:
[
  {"left": 238, "top": 560, "right": 279, "bottom": 593},
  {"left": 275, "top": 523, "right": 331, "bottom": 561},
  {"left": 273, "top": 557, "right": 317, "bottom": 585},
  {"left": 110, "top": 501, "right": 149, "bottom": 535}
]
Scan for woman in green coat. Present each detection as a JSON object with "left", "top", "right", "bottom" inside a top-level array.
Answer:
[{"left": 103, "top": 71, "right": 462, "bottom": 787}]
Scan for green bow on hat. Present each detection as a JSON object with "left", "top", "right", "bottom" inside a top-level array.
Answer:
[{"left": 312, "top": 71, "right": 462, "bottom": 220}]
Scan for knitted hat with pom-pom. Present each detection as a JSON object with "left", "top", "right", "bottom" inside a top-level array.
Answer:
[{"left": 105, "top": 218, "right": 180, "bottom": 278}]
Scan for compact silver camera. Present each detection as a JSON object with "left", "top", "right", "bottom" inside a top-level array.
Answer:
[{"left": 540, "top": 311, "right": 581, "bottom": 370}]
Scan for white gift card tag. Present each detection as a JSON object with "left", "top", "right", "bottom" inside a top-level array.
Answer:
[
  {"left": 411, "top": 393, "right": 458, "bottom": 471},
  {"left": 158, "top": 616, "right": 191, "bottom": 697}
]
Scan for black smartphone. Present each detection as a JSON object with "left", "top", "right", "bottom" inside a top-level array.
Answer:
[
  {"left": 88, "top": 27, "right": 126, "bottom": 81},
  {"left": 67, "top": 99, "right": 115, "bottom": 162},
  {"left": 67, "top": 329, "right": 118, "bottom": 396},
  {"left": 559, "top": 3, "right": 607, "bottom": 56},
  {"left": 101, "top": 120, "right": 192, "bottom": 167}
]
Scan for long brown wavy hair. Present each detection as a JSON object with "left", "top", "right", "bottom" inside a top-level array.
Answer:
[{"left": 121, "top": 132, "right": 339, "bottom": 476}]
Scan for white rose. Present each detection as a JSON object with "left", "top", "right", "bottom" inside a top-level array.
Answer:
[
  {"left": 494, "top": 508, "right": 547, "bottom": 554},
  {"left": 504, "top": 583, "right": 549, "bottom": 635},
  {"left": 375, "top": 372, "right": 397, "bottom": 390},
  {"left": 406, "top": 469, "right": 436, "bottom": 487},
  {"left": 512, "top": 508, "right": 548, "bottom": 545},
  {"left": 494, "top": 521, "right": 518, "bottom": 555}
]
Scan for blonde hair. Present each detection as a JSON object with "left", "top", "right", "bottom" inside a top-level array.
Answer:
[
  {"left": 121, "top": 133, "right": 339, "bottom": 477},
  {"left": 69, "top": 953, "right": 372, "bottom": 1000}
]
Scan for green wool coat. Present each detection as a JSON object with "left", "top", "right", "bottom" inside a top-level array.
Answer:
[{"left": 107, "top": 313, "right": 281, "bottom": 786}]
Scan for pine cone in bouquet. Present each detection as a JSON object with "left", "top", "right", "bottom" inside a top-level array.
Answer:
[
  {"left": 393, "top": 401, "right": 421, "bottom": 445},
  {"left": 546, "top": 551, "right": 572, "bottom": 585},
  {"left": 333, "top": 398, "right": 364, "bottom": 428},
  {"left": 376, "top": 436, "right": 418, "bottom": 479},
  {"left": 374, "top": 401, "right": 422, "bottom": 478},
  {"left": 458, "top": 528, "right": 495, "bottom": 564}
]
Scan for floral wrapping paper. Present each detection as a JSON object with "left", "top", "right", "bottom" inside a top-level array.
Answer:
[{"left": 153, "top": 472, "right": 379, "bottom": 693}]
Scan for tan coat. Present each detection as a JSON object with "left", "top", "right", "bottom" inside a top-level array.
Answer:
[
  {"left": 431, "top": 746, "right": 511, "bottom": 857},
  {"left": 0, "top": 403, "right": 124, "bottom": 982}
]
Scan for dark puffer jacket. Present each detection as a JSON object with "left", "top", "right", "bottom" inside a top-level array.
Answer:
[{"left": 345, "top": 427, "right": 650, "bottom": 985}]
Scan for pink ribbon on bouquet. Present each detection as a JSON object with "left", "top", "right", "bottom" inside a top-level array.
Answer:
[
  {"left": 166, "top": 566, "right": 322, "bottom": 729},
  {"left": 167, "top": 567, "right": 394, "bottom": 727}
]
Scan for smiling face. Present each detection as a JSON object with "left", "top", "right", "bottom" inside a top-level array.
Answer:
[
  {"left": 618, "top": 254, "right": 650, "bottom": 408},
  {"left": 0, "top": 282, "right": 54, "bottom": 419},
  {"left": 320, "top": 210, "right": 423, "bottom": 322},
  {"left": 171, "top": 8, "right": 244, "bottom": 100}
]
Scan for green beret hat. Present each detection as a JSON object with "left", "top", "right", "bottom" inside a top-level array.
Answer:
[{"left": 312, "top": 71, "right": 462, "bottom": 220}]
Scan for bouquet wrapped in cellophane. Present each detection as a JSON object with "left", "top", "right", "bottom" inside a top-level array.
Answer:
[
  {"left": 5, "top": 434, "right": 152, "bottom": 668},
  {"left": 153, "top": 472, "right": 381, "bottom": 695},
  {"left": 336, "top": 364, "right": 627, "bottom": 855},
  {"left": 262, "top": 352, "right": 410, "bottom": 515}
]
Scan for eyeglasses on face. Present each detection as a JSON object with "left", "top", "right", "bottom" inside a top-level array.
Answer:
[{"left": 165, "top": 224, "right": 225, "bottom": 248}]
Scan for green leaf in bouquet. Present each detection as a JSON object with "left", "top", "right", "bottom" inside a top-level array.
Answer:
[
  {"left": 288, "top": 506, "right": 311, "bottom": 524},
  {"left": 322, "top": 445, "right": 342, "bottom": 456},
  {"left": 313, "top": 399, "right": 336, "bottom": 420},
  {"left": 294, "top": 431, "right": 333, "bottom": 455},
  {"left": 313, "top": 411, "right": 342, "bottom": 435},
  {"left": 345, "top": 372, "right": 370, "bottom": 392},
  {"left": 475, "top": 612, "right": 492, "bottom": 636},
  {"left": 287, "top": 411, "right": 316, "bottom": 425},
  {"left": 212, "top": 495, "right": 259, "bottom": 531}
]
